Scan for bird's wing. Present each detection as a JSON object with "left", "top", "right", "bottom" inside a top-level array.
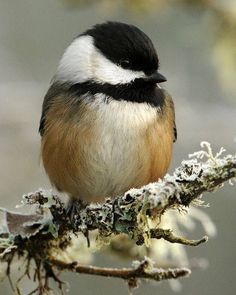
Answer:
[
  {"left": 39, "top": 82, "right": 64, "bottom": 136},
  {"left": 173, "top": 122, "right": 177, "bottom": 142}
]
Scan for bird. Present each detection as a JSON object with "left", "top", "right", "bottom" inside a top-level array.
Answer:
[{"left": 39, "top": 21, "right": 177, "bottom": 210}]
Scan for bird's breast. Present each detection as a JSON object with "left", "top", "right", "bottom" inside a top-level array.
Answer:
[{"left": 41, "top": 93, "right": 174, "bottom": 202}]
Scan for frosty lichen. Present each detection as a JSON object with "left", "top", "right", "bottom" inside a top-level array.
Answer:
[{"left": 0, "top": 142, "right": 235, "bottom": 294}]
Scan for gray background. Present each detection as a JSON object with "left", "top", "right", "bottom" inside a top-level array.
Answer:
[{"left": 0, "top": 1, "right": 235, "bottom": 294}]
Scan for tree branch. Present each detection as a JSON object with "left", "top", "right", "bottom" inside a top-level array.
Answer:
[
  {"left": 50, "top": 257, "right": 190, "bottom": 282},
  {"left": 0, "top": 142, "right": 235, "bottom": 294}
]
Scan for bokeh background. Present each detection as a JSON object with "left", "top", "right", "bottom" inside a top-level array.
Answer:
[{"left": 0, "top": 0, "right": 235, "bottom": 294}]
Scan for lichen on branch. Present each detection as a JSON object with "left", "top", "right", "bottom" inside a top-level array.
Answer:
[{"left": 0, "top": 142, "right": 235, "bottom": 294}]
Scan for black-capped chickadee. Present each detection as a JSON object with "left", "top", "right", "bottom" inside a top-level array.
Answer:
[{"left": 39, "top": 21, "right": 177, "bottom": 206}]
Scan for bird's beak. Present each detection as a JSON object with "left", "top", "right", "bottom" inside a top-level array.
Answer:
[{"left": 144, "top": 71, "right": 167, "bottom": 83}]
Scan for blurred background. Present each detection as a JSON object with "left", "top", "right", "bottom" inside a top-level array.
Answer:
[{"left": 0, "top": 0, "right": 235, "bottom": 294}]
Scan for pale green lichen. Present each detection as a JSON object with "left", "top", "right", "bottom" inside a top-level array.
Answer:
[{"left": 0, "top": 142, "right": 235, "bottom": 294}]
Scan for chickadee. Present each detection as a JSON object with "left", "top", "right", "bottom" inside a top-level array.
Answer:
[{"left": 39, "top": 21, "right": 177, "bottom": 207}]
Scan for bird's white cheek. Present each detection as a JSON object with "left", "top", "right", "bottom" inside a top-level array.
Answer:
[
  {"left": 92, "top": 54, "right": 145, "bottom": 85},
  {"left": 56, "top": 36, "right": 95, "bottom": 83},
  {"left": 55, "top": 34, "right": 145, "bottom": 85}
]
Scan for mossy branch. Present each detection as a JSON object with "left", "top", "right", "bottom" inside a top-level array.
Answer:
[{"left": 0, "top": 142, "right": 235, "bottom": 294}]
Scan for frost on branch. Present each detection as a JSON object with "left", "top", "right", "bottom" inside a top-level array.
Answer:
[{"left": 0, "top": 142, "right": 235, "bottom": 294}]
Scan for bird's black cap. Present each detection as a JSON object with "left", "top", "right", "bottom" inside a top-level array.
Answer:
[{"left": 83, "top": 21, "right": 159, "bottom": 74}]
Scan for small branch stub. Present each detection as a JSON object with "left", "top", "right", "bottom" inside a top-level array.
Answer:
[{"left": 136, "top": 229, "right": 208, "bottom": 246}]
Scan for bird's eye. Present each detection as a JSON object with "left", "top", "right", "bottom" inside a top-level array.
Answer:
[{"left": 119, "top": 59, "right": 131, "bottom": 69}]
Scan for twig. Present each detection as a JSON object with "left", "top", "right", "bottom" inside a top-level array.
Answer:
[
  {"left": 136, "top": 228, "right": 208, "bottom": 246},
  {"left": 50, "top": 258, "right": 191, "bottom": 282}
]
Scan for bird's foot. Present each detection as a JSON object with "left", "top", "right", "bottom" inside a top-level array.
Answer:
[
  {"left": 66, "top": 199, "right": 90, "bottom": 247},
  {"left": 66, "top": 199, "right": 86, "bottom": 221}
]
